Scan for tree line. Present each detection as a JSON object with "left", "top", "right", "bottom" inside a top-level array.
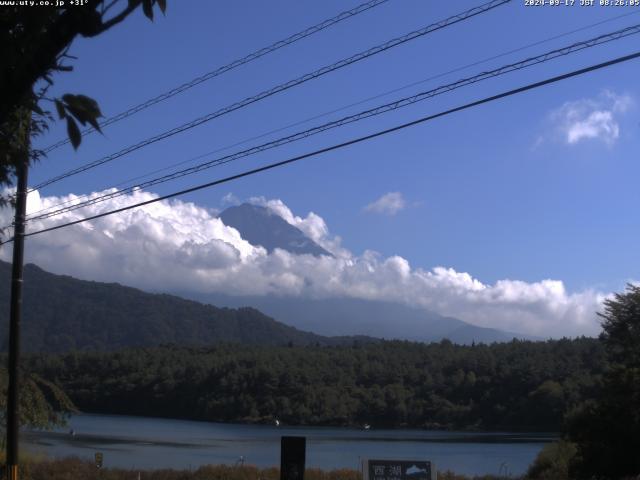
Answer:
[
  {"left": 23, "top": 337, "right": 605, "bottom": 432},
  {"left": 6, "top": 283, "right": 640, "bottom": 479}
]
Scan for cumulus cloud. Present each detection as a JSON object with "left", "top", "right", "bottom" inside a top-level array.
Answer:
[
  {"left": 364, "top": 192, "right": 406, "bottom": 216},
  {"left": 550, "top": 90, "right": 633, "bottom": 146},
  {"left": 0, "top": 189, "right": 606, "bottom": 338},
  {"left": 248, "top": 196, "right": 350, "bottom": 258}
]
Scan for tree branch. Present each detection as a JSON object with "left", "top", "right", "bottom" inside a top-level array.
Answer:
[
  {"left": 87, "top": 0, "right": 142, "bottom": 37},
  {"left": 0, "top": 1, "right": 145, "bottom": 124},
  {"left": 102, "top": 0, "right": 122, "bottom": 16}
]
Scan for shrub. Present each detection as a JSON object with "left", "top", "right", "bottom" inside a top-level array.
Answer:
[{"left": 525, "top": 440, "right": 576, "bottom": 480}]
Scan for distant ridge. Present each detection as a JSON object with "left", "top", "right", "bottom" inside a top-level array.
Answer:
[
  {"left": 0, "top": 261, "right": 374, "bottom": 352},
  {"left": 212, "top": 203, "right": 537, "bottom": 345},
  {"left": 192, "top": 292, "right": 540, "bottom": 345}
]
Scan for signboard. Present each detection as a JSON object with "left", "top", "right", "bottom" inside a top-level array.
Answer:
[
  {"left": 362, "top": 459, "right": 435, "bottom": 480},
  {"left": 95, "top": 452, "right": 103, "bottom": 469}
]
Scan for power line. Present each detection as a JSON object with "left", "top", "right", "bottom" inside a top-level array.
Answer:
[
  {"left": 31, "top": 0, "right": 511, "bottom": 192},
  {"left": 25, "top": 9, "right": 640, "bottom": 220},
  {"left": 40, "top": 0, "right": 391, "bottom": 153},
  {"left": 5, "top": 49, "right": 637, "bottom": 244},
  {"left": 23, "top": 23, "right": 640, "bottom": 224},
  {"left": 24, "top": 22, "right": 640, "bottom": 222}
]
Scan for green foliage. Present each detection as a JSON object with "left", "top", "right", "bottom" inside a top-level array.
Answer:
[
  {"left": 58, "top": 94, "right": 103, "bottom": 149},
  {"left": 566, "top": 284, "right": 640, "bottom": 479},
  {"left": 0, "top": 261, "right": 373, "bottom": 351},
  {"left": 525, "top": 440, "right": 576, "bottom": 480},
  {"left": 25, "top": 337, "right": 605, "bottom": 431},
  {"left": 0, "top": 0, "right": 167, "bottom": 206},
  {"left": 0, "top": 368, "right": 76, "bottom": 432},
  {"left": 0, "top": 104, "right": 39, "bottom": 212},
  {"left": 599, "top": 284, "right": 640, "bottom": 368},
  {"left": 142, "top": 0, "right": 167, "bottom": 21}
]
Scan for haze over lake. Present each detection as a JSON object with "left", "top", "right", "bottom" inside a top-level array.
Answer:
[{"left": 24, "top": 414, "right": 553, "bottom": 477}]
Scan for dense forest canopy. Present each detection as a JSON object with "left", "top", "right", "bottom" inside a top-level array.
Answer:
[
  {"left": 0, "top": 261, "right": 375, "bottom": 351},
  {"left": 24, "top": 337, "right": 605, "bottom": 432}
]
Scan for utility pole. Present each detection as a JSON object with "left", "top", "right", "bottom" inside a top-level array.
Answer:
[{"left": 6, "top": 113, "right": 30, "bottom": 480}]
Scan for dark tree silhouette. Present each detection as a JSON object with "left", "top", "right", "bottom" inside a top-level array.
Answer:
[
  {"left": 568, "top": 284, "right": 640, "bottom": 479},
  {"left": 0, "top": 0, "right": 167, "bottom": 430},
  {"left": 0, "top": 0, "right": 166, "bottom": 207}
]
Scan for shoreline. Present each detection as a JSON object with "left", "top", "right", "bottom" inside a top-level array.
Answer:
[
  {"left": 21, "top": 412, "right": 547, "bottom": 476},
  {"left": 56, "top": 410, "right": 562, "bottom": 436}
]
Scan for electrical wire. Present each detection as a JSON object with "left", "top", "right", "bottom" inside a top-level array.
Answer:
[
  {"left": 25, "top": 8, "right": 640, "bottom": 220},
  {"left": 2, "top": 49, "right": 636, "bottom": 244},
  {"left": 40, "top": 0, "right": 392, "bottom": 153},
  {"left": 30, "top": 0, "right": 512, "bottom": 192},
  {"left": 22, "top": 23, "right": 640, "bottom": 224}
]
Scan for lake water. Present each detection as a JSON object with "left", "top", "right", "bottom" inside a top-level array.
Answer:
[{"left": 23, "top": 414, "right": 554, "bottom": 477}]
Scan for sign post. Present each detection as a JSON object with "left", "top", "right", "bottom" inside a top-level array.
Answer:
[{"left": 280, "top": 436, "right": 306, "bottom": 480}]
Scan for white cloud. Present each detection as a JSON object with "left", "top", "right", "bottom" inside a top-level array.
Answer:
[
  {"left": 221, "top": 192, "right": 240, "bottom": 206},
  {"left": 0, "top": 189, "right": 607, "bottom": 338},
  {"left": 364, "top": 192, "right": 406, "bottom": 216},
  {"left": 248, "top": 196, "right": 350, "bottom": 258},
  {"left": 549, "top": 90, "right": 633, "bottom": 146}
]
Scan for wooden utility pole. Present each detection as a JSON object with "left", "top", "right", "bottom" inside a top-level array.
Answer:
[{"left": 6, "top": 116, "right": 30, "bottom": 480}]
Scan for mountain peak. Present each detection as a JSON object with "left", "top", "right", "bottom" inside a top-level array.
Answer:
[{"left": 219, "top": 203, "right": 332, "bottom": 257}]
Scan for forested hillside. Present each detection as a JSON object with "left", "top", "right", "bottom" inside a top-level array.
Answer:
[
  {"left": 0, "top": 261, "right": 373, "bottom": 351},
  {"left": 26, "top": 338, "right": 605, "bottom": 431}
]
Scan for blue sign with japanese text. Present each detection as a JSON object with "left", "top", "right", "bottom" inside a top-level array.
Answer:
[{"left": 364, "top": 459, "right": 434, "bottom": 480}]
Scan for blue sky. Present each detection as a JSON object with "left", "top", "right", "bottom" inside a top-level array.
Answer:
[{"left": 13, "top": 0, "right": 640, "bottom": 336}]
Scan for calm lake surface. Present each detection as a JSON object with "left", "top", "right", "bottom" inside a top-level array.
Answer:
[{"left": 23, "top": 414, "right": 555, "bottom": 477}]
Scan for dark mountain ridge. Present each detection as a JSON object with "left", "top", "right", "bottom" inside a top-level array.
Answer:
[{"left": 0, "top": 261, "right": 373, "bottom": 352}]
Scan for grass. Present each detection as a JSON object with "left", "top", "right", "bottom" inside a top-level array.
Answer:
[{"left": 2, "top": 457, "right": 521, "bottom": 480}]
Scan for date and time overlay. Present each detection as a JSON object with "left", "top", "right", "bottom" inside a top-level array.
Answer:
[
  {"left": 1, "top": 0, "right": 639, "bottom": 8},
  {"left": 526, "top": 0, "right": 639, "bottom": 6}
]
